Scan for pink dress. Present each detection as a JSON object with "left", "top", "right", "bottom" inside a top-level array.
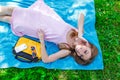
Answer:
[{"left": 11, "top": 0, "right": 77, "bottom": 44}]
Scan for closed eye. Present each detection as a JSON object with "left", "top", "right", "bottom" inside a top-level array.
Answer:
[
  {"left": 84, "top": 50, "right": 88, "bottom": 54},
  {"left": 80, "top": 55, "right": 83, "bottom": 58}
]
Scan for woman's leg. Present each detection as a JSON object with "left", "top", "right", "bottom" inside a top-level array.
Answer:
[
  {"left": 0, "top": 15, "right": 11, "bottom": 23},
  {"left": 0, "top": 6, "right": 15, "bottom": 16}
]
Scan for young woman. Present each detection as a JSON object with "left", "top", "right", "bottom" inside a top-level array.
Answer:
[{"left": 0, "top": 0, "right": 98, "bottom": 65}]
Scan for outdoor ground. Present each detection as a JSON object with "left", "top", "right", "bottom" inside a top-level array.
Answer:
[{"left": 0, "top": 0, "right": 120, "bottom": 80}]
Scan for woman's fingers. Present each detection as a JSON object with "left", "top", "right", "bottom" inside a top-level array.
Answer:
[
  {"left": 80, "top": 37, "right": 87, "bottom": 42},
  {"left": 38, "top": 29, "right": 44, "bottom": 35},
  {"left": 75, "top": 37, "right": 88, "bottom": 45},
  {"left": 80, "top": 37, "right": 89, "bottom": 46},
  {"left": 0, "top": 16, "right": 11, "bottom": 23},
  {"left": 37, "top": 29, "right": 45, "bottom": 40}
]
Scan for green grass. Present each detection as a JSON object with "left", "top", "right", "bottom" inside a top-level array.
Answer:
[{"left": 0, "top": 0, "right": 120, "bottom": 80}]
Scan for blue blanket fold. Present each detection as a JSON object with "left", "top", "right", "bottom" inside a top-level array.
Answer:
[{"left": 0, "top": 0, "right": 104, "bottom": 70}]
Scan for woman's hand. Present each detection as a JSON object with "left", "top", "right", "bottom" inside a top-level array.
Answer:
[
  {"left": 37, "top": 29, "right": 45, "bottom": 43},
  {"left": 75, "top": 37, "right": 89, "bottom": 46}
]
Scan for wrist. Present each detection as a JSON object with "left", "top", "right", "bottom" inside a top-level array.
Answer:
[
  {"left": 78, "top": 31, "right": 83, "bottom": 37},
  {"left": 38, "top": 37, "right": 44, "bottom": 42},
  {"left": 39, "top": 36, "right": 44, "bottom": 40},
  {"left": 40, "top": 39, "right": 44, "bottom": 43}
]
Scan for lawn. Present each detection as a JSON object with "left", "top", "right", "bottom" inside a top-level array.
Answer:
[{"left": 0, "top": 0, "right": 120, "bottom": 80}]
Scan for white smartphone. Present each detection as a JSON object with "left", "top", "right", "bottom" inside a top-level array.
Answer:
[{"left": 15, "top": 44, "right": 27, "bottom": 53}]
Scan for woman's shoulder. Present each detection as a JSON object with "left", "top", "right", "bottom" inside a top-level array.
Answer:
[{"left": 58, "top": 43, "right": 71, "bottom": 50}]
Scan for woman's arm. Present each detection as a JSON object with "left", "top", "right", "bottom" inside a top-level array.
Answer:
[
  {"left": 38, "top": 29, "right": 71, "bottom": 63},
  {"left": 77, "top": 13, "right": 89, "bottom": 46},
  {"left": 78, "top": 13, "right": 84, "bottom": 38}
]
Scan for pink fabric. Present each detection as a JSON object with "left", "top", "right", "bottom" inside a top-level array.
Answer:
[{"left": 10, "top": 0, "right": 77, "bottom": 44}]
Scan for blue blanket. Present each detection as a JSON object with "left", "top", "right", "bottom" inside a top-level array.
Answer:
[{"left": 0, "top": 0, "right": 104, "bottom": 70}]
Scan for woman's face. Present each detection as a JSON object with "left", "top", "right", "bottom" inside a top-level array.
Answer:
[
  {"left": 75, "top": 45, "right": 91, "bottom": 60},
  {"left": 74, "top": 37, "right": 92, "bottom": 60}
]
